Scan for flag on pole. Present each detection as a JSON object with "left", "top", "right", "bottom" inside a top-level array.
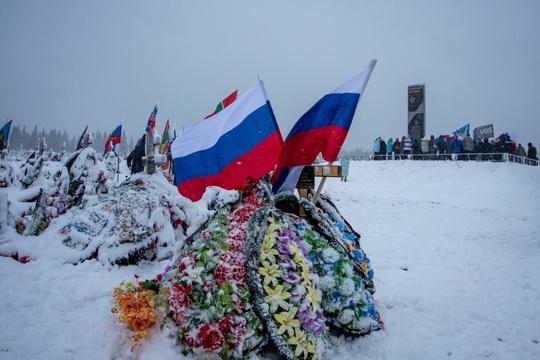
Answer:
[
  {"left": 76, "top": 125, "right": 88, "bottom": 150},
  {"left": 171, "top": 80, "right": 283, "bottom": 201},
  {"left": 104, "top": 125, "right": 122, "bottom": 154},
  {"left": 204, "top": 90, "right": 238, "bottom": 119},
  {"left": 159, "top": 119, "right": 171, "bottom": 170},
  {"left": 271, "top": 59, "right": 377, "bottom": 193},
  {"left": 159, "top": 119, "right": 170, "bottom": 154},
  {"left": 453, "top": 123, "right": 470, "bottom": 139},
  {"left": 0, "top": 120, "right": 13, "bottom": 145},
  {"left": 146, "top": 105, "right": 158, "bottom": 133}
]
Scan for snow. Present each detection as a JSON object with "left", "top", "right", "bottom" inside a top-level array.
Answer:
[{"left": 1, "top": 159, "right": 539, "bottom": 359}]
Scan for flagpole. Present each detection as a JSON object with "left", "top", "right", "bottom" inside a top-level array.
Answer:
[
  {"left": 312, "top": 162, "right": 333, "bottom": 205},
  {"left": 5, "top": 118, "right": 12, "bottom": 158},
  {"left": 258, "top": 77, "right": 283, "bottom": 143}
]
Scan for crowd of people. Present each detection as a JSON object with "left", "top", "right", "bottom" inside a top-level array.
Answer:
[{"left": 372, "top": 134, "right": 538, "bottom": 164}]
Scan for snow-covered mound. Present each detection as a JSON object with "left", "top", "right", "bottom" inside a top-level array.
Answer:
[{"left": 0, "top": 148, "right": 195, "bottom": 265}]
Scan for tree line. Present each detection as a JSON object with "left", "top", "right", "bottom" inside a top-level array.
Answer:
[
  {"left": 6, "top": 124, "right": 136, "bottom": 156},
  {"left": 6, "top": 124, "right": 371, "bottom": 160}
]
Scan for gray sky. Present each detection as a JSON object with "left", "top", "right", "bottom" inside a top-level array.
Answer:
[{"left": 1, "top": 0, "right": 539, "bottom": 150}]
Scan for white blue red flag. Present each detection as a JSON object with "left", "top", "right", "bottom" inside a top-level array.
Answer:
[
  {"left": 171, "top": 80, "right": 283, "bottom": 201},
  {"left": 271, "top": 59, "right": 377, "bottom": 193},
  {"left": 146, "top": 105, "right": 158, "bottom": 133},
  {"left": 104, "top": 125, "right": 122, "bottom": 153}
]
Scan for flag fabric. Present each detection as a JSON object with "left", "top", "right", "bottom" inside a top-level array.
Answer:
[
  {"left": 171, "top": 80, "right": 283, "bottom": 202},
  {"left": 453, "top": 124, "right": 470, "bottom": 139},
  {"left": 0, "top": 120, "right": 13, "bottom": 145},
  {"left": 104, "top": 125, "right": 122, "bottom": 153},
  {"left": 76, "top": 125, "right": 88, "bottom": 150},
  {"left": 473, "top": 124, "right": 494, "bottom": 140},
  {"left": 271, "top": 59, "right": 377, "bottom": 193},
  {"left": 146, "top": 105, "right": 158, "bottom": 133},
  {"left": 159, "top": 119, "right": 171, "bottom": 170},
  {"left": 159, "top": 119, "right": 170, "bottom": 154},
  {"left": 204, "top": 90, "right": 238, "bottom": 119}
]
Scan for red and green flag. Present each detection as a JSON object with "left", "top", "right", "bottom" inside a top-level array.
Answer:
[
  {"left": 159, "top": 119, "right": 170, "bottom": 154},
  {"left": 204, "top": 90, "right": 238, "bottom": 119}
]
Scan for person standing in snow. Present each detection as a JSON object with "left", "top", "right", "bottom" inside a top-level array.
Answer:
[
  {"left": 462, "top": 133, "right": 474, "bottom": 160},
  {"left": 386, "top": 138, "right": 394, "bottom": 160},
  {"left": 436, "top": 135, "right": 446, "bottom": 160},
  {"left": 340, "top": 155, "right": 350, "bottom": 182},
  {"left": 379, "top": 138, "right": 386, "bottom": 160},
  {"left": 393, "top": 137, "right": 401, "bottom": 160},
  {"left": 516, "top": 143, "right": 527, "bottom": 163},
  {"left": 451, "top": 136, "right": 463, "bottom": 160},
  {"left": 372, "top": 138, "right": 381, "bottom": 160},
  {"left": 127, "top": 135, "right": 146, "bottom": 175},
  {"left": 420, "top": 137, "right": 430, "bottom": 160},
  {"left": 527, "top": 142, "right": 538, "bottom": 165},
  {"left": 403, "top": 136, "right": 413, "bottom": 159}
]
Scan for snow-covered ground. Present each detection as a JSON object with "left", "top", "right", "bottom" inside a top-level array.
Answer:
[{"left": 1, "top": 159, "right": 539, "bottom": 360}]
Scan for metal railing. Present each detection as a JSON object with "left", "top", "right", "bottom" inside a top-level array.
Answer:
[{"left": 367, "top": 152, "right": 539, "bottom": 166}]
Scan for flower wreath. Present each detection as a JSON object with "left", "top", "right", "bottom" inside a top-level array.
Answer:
[
  {"left": 160, "top": 192, "right": 268, "bottom": 358},
  {"left": 299, "top": 196, "right": 384, "bottom": 335},
  {"left": 246, "top": 207, "right": 326, "bottom": 360},
  {"left": 111, "top": 180, "right": 383, "bottom": 358}
]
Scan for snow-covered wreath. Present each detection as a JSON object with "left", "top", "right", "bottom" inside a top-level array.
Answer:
[{"left": 112, "top": 180, "right": 383, "bottom": 359}]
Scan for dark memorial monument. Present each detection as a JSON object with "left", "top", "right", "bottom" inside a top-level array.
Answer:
[{"left": 408, "top": 84, "right": 426, "bottom": 142}]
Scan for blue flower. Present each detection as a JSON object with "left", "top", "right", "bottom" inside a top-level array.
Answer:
[
  {"left": 333, "top": 221, "right": 344, "bottom": 232},
  {"left": 328, "top": 290, "right": 343, "bottom": 302}
]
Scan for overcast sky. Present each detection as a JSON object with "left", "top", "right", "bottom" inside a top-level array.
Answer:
[{"left": 1, "top": 0, "right": 539, "bottom": 150}]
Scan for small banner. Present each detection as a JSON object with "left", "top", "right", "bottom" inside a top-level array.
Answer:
[{"left": 473, "top": 124, "right": 494, "bottom": 140}]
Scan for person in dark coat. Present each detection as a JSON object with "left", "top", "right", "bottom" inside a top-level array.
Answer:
[
  {"left": 527, "top": 142, "right": 538, "bottom": 165},
  {"left": 127, "top": 135, "right": 146, "bottom": 174},
  {"left": 393, "top": 138, "right": 401, "bottom": 160}
]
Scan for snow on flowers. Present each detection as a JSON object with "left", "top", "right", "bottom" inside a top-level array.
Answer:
[
  {"left": 111, "top": 183, "right": 383, "bottom": 359},
  {"left": 111, "top": 277, "right": 161, "bottom": 351}
]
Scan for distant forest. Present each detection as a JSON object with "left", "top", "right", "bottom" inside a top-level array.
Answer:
[
  {"left": 5, "top": 124, "right": 371, "bottom": 160},
  {"left": 6, "top": 124, "right": 136, "bottom": 156}
]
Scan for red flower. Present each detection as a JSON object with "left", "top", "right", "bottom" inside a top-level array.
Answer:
[
  {"left": 229, "top": 265, "right": 246, "bottom": 285},
  {"left": 225, "top": 238, "right": 242, "bottom": 252},
  {"left": 230, "top": 320, "right": 246, "bottom": 347},
  {"left": 168, "top": 283, "right": 192, "bottom": 311},
  {"left": 182, "top": 332, "right": 199, "bottom": 348},
  {"left": 202, "top": 281, "right": 213, "bottom": 292},
  {"left": 219, "top": 316, "right": 233, "bottom": 332},
  {"left": 232, "top": 292, "right": 245, "bottom": 313},
  {"left": 220, "top": 251, "right": 245, "bottom": 266},
  {"left": 197, "top": 322, "right": 225, "bottom": 351},
  {"left": 178, "top": 254, "right": 194, "bottom": 273},
  {"left": 214, "top": 263, "right": 229, "bottom": 286}
]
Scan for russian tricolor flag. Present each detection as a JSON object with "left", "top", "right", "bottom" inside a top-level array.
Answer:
[
  {"left": 104, "top": 125, "right": 122, "bottom": 154},
  {"left": 271, "top": 60, "right": 377, "bottom": 193},
  {"left": 171, "top": 80, "right": 283, "bottom": 202}
]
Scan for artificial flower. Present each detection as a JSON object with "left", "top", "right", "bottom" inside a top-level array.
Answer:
[
  {"left": 263, "top": 283, "right": 291, "bottom": 313},
  {"left": 287, "top": 327, "right": 316, "bottom": 359},
  {"left": 258, "top": 261, "right": 281, "bottom": 287},
  {"left": 275, "top": 306, "right": 301, "bottom": 337}
]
